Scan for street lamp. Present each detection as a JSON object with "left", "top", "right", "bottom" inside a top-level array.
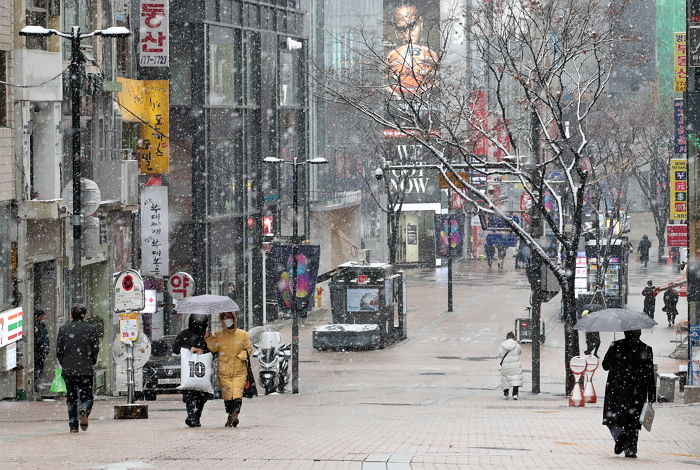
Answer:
[
  {"left": 265, "top": 155, "right": 328, "bottom": 394},
  {"left": 20, "top": 25, "right": 130, "bottom": 305}
]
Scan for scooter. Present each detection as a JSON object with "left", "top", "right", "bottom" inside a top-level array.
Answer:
[{"left": 252, "top": 331, "right": 291, "bottom": 395}]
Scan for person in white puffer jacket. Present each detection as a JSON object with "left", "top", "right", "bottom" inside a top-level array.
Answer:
[{"left": 498, "top": 331, "right": 523, "bottom": 400}]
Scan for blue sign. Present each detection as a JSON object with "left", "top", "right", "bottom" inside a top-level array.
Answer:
[
  {"left": 690, "top": 324, "right": 700, "bottom": 386},
  {"left": 487, "top": 215, "right": 520, "bottom": 230},
  {"left": 486, "top": 233, "right": 518, "bottom": 247},
  {"left": 674, "top": 99, "right": 687, "bottom": 155}
]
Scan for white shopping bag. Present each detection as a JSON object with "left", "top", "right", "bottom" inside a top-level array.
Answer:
[
  {"left": 640, "top": 402, "right": 654, "bottom": 432},
  {"left": 177, "top": 348, "right": 214, "bottom": 394}
]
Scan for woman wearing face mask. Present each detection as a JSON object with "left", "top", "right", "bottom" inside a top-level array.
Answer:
[{"left": 205, "top": 311, "right": 252, "bottom": 427}]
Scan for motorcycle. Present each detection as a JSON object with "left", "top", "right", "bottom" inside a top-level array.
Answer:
[{"left": 252, "top": 331, "right": 291, "bottom": 395}]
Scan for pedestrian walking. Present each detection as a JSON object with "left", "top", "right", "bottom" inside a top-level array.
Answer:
[
  {"left": 497, "top": 246, "right": 507, "bottom": 269},
  {"left": 498, "top": 331, "right": 523, "bottom": 400},
  {"left": 205, "top": 311, "right": 253, "bottom": 427},
  {"left": 514, "top": 242, "right": 525, "bottom": 269},
  {"left": 602, "top": 329, "right": 656, "bottom": 458},
  {"left": 662, "top": 287, "right": 679, "bottom": 326},
  {"left": 581, "top": 310, "right": 601, "bottom": 357},
  {"left": 485, "top": 243, "right": 495, "bottom": 268},
  {"left": 641, "top": 281, "right": 658, "bottom": 319},
  {"left": 56, "top": 304, "right": 100, "bottom": 433},
  {"left": 33, "top": 309, "right": 49, "bottom": 393},
  {"left": 637, "top": 235, "right": 651, "bottom": 268},
  {"left": 173, "top": 314, "right": 212, "bottom": 427}
]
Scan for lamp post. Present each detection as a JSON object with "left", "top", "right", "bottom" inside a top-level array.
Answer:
[
  {"left": 20, "top": 25, "right": 130, "bottom": 304},
  {"left": 264, "top": 156, "right": 327, "bottom": 394}
]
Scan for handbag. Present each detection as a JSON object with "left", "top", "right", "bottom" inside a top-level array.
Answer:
[
  {"left": 640, "top": 402, "right": 655, "bottom": 432},
  {"left": 243, "top": 350, "right": 258, "bottom": 399},
  {"left": 49, "top": 367, "right": 67, "bottom": 394}
]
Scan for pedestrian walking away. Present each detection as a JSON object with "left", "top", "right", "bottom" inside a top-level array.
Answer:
[
  {"left": 498, "top": 331, "right": 522, "bottom": 400},
  {"left": 485, "top": 243, "right": 495, "bottom": 268},
  {"left": 56, "top": 304, "right": 100, "bottom": 433},
  {"left": 602, "top": 329, "right": 656, "bottom": 459},
  {"left": 581, "top": 310, "right": 601, "bottom": 357},
  {"left": 33, "top": 309, "right": 49, "bottom": 393},
  {"left": 663, "top": 287, "right": 679, "bottom": 327},
  {"left": 638, "top": 235, "right": 651, "bottom": 268},
  {"left": 205, "top": 311, "right": 253, "bottom": 427},
  {"left": 642, "top": 280, "right": 658, "bottom": 319},
  {"left": 173, "top": 314, "right": 213, "bottom": 427},
  {"left": 497, "top": 246, "right": 507, "bottom": 269}
]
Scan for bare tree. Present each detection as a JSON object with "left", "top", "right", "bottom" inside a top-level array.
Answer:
[{"left": 315, "top": 0, "right": 629, "bottom": 393}]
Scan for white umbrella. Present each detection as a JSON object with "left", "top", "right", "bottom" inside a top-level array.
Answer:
[
  {"left": 174, "top": 294, "right": 239, "bottom": 315},
  {"left": 574, "top": 308, "right": 657, "bottom": 332}
]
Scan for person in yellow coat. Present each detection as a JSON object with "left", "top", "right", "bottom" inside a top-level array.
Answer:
[{"left": 205, "top": 311, "right": 252, "bottom": 427}]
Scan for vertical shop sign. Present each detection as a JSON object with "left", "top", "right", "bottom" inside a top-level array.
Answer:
[
  {"left": 434, "top": 214, "right": 465, "bottom": 258},
  {"left": 269, "top": 245, "right": 321, "bottom": 312},
  {"left": 674, "top": 99, "right": 687, "bottom": 155},
  {"left": 669, "top": 159, "right": 688, "bottom": 220},
  {"left": 139, "top": 0, "right": 169, "bottom": 67},
  {"left": 470, "top": 90, "right": 489, "bottom": 156},
  {"left": 674, "top": 32, "right": 687, "bottom": 93},
  {"left": 690, "top": 325, "right": 700, "bottom": 386},
  {"left": 140, "top": 185, "right": 169, "bottom": 276}
]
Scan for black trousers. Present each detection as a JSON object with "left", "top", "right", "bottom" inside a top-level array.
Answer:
[
  {"left": 503, "top": 386, "right": 519, "bottom": 397},
  {"left": 224, "top": 398, "right": 242, "bottom": 414},
  {"left": 609, "top": 424, "right": 639, "bottom": 455},
  {"left": 182, "top": 390, "right": 208, "bottom": 422},
  {"left": 64, "top": 375, "right": 94, "bottom": 430},
  {"left": 34, "top": 358, "right": 46, "bottom": 391}
]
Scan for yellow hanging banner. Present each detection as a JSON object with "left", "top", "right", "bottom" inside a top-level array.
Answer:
[
  {"left": 674, "top": 32, "right": 687, "bottom": 93},
  {"left": 116, "top": 78, "right": 170, "bottom": 174}
]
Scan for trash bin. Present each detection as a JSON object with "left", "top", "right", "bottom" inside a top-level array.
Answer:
[
  {"left": 658, "top": 373, "right": 679, "bottom": 402},
  {"left": 678, "top": 365, "right": 688, "bottom": 392}
]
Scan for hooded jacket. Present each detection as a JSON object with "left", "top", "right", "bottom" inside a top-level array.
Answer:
[
  {"left": 173, "top": 315, "right": 210, "bottom": 354},
  {"left": 498, "top": 338, "right": 523, "bottom": 388},
  {"left": 205, "top": 318, "right": 252, "bottom": 400}
]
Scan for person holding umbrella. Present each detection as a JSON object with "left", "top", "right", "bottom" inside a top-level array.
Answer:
[
  {"left": 574, "top": 308, "right": 657, "bottom": 459},
  {"left": 205, "top": 311, "right": 252, "bottom": 427}
]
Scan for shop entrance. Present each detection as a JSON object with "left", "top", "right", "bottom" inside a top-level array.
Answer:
[{"left": 32, "top": 260, "right": 57, "bottom": 391}]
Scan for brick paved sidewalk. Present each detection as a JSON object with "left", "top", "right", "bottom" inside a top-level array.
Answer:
[{"left": 1, "top": 259, "right": 697, "bottom": 470}]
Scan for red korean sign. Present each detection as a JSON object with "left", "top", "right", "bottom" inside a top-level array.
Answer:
[
  {"left": 139, "top": 0, "right": 169, "bottom": 67},
  {"left": 667, "top": 224, "right": 688, "bottom": 247},
  {"left": 520, "top": 192, "right": 532, "bottom": 222}
]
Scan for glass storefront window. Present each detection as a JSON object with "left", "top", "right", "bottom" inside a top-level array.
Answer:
[
  {"left": 171, "top": 39, "right": 192, "bottom": 106},
  {"left": 279, "top": 50, "right": 301, "bottom": 107},
  {"left": 208, "top": 26, "right": 237, "bottom": 106},
  {"left": 208, "top": 109, "right": 244, "bottom": 215},
  {"left": 0, "top": 208, "right": 12, "bottom": 311}
]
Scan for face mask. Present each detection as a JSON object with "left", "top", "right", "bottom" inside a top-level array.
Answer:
[{"left": 223, "top": 318, "right": 235, "bottom": 329}]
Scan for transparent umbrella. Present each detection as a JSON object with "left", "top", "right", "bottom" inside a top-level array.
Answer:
[
  {"left": 574, "top": 308, "right": 657, "bottom": 332},
  {"left": 174, "top": 294, "right": 239, "bottom": 315}
]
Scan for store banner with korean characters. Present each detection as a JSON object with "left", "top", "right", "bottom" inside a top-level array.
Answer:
[
  {"left": 140, "top": 185, "right": 169, "bottom": 276},
  {"left": 675, "top": 32, "right": 687, "bottom": 93},
  {"left": 115, "top": 78, "right": 170, "bottom": 174},
  {"left": 670, "top": 159, "right": 688, "bottom": 220},
  {"left": 434, "top": 214, "right": 465, "bottom": 258},
  {"left": 139, "top": 0, "right": 169, "bottom": 67},
  {"left": 269, "top": 245, "right": 321, "bottom": 312},
  {"left": 674, "top": 99, "right": 687, "bottom": 155}
]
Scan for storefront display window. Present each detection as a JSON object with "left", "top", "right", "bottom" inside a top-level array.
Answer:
[
  {"left": 208, "top": 109, "right": 244, "bottom": 216},
  {"left": 0, "top": 207, "right": 12, "bottom": 311},
  {"left": 208, "top": 26, "right": 237, "bottom": 106}
]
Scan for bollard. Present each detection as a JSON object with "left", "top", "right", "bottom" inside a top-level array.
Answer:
[
  {"left": 583, "top": 355, "right": 599, "bottom": 403},
  {"left": 569, "top": 356, "right": 586, "bottom": 407}
]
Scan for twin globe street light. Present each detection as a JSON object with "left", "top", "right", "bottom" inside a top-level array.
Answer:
[
  {"left": 20, "top": 25, "right": 130, "bottom": 305},
  {"left": 264, "top": 156, "right": 327, "bottom": 394}
]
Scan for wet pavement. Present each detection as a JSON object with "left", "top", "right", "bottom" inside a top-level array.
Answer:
[{"left": 1, "top": 253, "right": 697, "bottom": 469}]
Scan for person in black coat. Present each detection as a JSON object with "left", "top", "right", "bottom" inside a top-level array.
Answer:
[
  {"left": 33, "top": 309, "right": 50, "bottom": 392},
  {"left": 662, "top": 287, "right": 679, "bottom": 326},
  {"left": 56, "top": 304, "right": 100, "bottom": 433},
  {"left": 485, "top": 244, "right": 495, "bottom": 268},
  {"left": 641, "top": 281, "right": 657, "bottom": 319},
  {"left": 602, "top": 330, "right": 656, "bottom": 458},
  {"left": 173, "top": 314, "right": 212, "bottom": 427},
  {"left": 637, "top": 235, "right": 651, "bottom": 268}
]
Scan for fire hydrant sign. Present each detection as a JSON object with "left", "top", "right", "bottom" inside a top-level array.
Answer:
[
  {"left": 114, "top": 270, "right": 145, "bottom": 312},
  {"left": 119, "top": 313, "right": 139, "bottom": 343}
]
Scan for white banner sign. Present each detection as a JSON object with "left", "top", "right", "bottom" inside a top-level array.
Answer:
[
  {"left": 140, "top": 185, "right": 169, "bottom": 276},
  {"left": 139, "top": 0, "right": 169, "bottom": 67}
]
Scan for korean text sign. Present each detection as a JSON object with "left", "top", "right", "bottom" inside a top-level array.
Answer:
[
  {"left": 674, "top": 99, "right": 687, "bottom": 155},
  {"left": 675, "top": 32, "right": 687, "bottom": 93},
  {"left": 139, "top": 0, "right": 169, "bottom": 67},
  {"left": 119, "top": 312, "right": 139, "bottom": 342},
  {"left": 670, "top": 159, "right": 688, "bottom": 220},
  {"left": 140, "top": 185, "right": 170, "bottom": 276}
]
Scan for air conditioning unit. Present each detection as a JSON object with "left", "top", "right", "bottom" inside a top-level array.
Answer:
[{"left": 121, "top": 160, "right": 138, "bottom": 206}]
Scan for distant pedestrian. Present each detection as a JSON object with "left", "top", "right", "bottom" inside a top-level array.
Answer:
[
  {"left": 173, "top": 314, "right": 212, "bottom": 427},
  {"left": 662, "top": 287, "right": 679, "bottom": 327},
  {"left": 498, "top": 331, "right": 522, "bottom": 400},
  {"left": 497, "top": 246, "right": 507, "bottom": 269},
  {"left": 514, "top": 243, "right": 525, "bottom": 269},
  {"left": 602, "top": 329, "right": 656, "bottom": 458},
  {"left": 33, "top": 309, "right": 49, "bottom": 393},
  {"left": 581, "top": 310, "right": 601, "bottom": 357},
  {"left": 637, "top": 235, "right": 651, "bottom": 268},
  {"left": 205, "top": 311, "right": 253, "bottom": 427},
  {"left": 56, "top": 304, "right": 100, "bottom": 433},
  {"left": 485, "top": 244, "right": 495, "bottom": 268},
  {"left": 641, "top": 281, "right": 658, "bottom": 319}
]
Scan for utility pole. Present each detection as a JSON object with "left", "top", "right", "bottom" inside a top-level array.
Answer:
[
  {"left": 529, "top": 109, "right": 542, "bottom": 394},
  {"left": 447, "top": 186, "right": 454, "bottom": 312}
]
